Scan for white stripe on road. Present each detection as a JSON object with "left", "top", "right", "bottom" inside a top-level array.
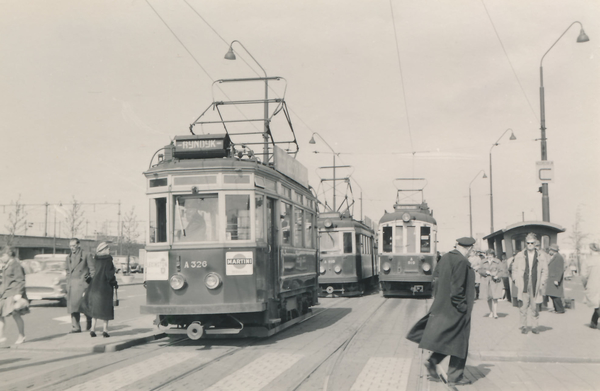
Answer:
[
  {"left": 54, "top": 315, "right": 73, "bottom": 324},
  {"left": 206, "top": 352, "right": 303, "bottom": 391},
  {"left": 350, "top": 357, "right": 412, "bottom": 391},
  {"left": 64, "top": 352, "right": 197, "bottom": 391}
]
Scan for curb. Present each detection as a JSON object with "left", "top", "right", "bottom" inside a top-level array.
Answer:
[
  {"left": 95, "top": 332, "right": 167, "bottom": 353},
  {"left": 469, "top": 351, "right": 600, "bottom": 363}
]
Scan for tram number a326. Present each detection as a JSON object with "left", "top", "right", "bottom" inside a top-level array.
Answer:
[{"left": 184, "top": 261, "right": 208, "bottom": 268}]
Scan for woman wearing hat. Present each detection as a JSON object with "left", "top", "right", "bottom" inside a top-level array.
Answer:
[
  {"left": 80, "top": 242, "right": 118, "bottom": 337},
  {"left": 581, "top": 243, "right": 600, "bottom": 329},
  {"left": 545, "top": 244, "right": 565, "bottom": 314}
]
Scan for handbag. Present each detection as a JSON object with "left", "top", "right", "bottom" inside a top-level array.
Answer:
[
  {"left": 13, "top": 297, "right": 30, "bottom": 311},
  {"left": 113, "top": 287, "right": 119, "bottom": 307}
]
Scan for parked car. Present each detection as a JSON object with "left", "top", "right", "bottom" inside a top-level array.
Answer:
[
  {"left": 24, "top": 254, "right": 69, "bottom": 306},
  {"left": 113, "top": 255, "right": 141, "bottom": 274}
]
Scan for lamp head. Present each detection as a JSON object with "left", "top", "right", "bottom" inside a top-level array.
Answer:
[
  {"left": 224, "top": 47, "right": 236, "bottom": 60},
  {"left": 509, "top": 131, "right": 517, "bottom": 140},
  {"left": 482, "top": 172, "right": 488, "bottom": 179},
  {"left": 577, "top": 28, "right": 590, "bottom": 43},
  {"left": 309, "top": 135, "right": 316, "bottom": 144}
]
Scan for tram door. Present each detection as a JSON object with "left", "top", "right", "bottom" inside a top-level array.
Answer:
[{"left": 266, "top": 198, "right": 277, "bottom": 297}]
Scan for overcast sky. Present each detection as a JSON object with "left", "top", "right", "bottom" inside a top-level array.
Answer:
[{"left": 0, "top": 0, "right": 598, "bottom": 251}]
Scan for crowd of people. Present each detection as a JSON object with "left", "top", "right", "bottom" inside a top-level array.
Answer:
[{"left": 0, "top": 239, "right": 118, "bottom": 345}]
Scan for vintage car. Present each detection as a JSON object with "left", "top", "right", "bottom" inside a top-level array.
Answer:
[
  {"left": 113, "top": 255, "right": 141, "bottom": 274},
  {"left": 24, "top": 254, "right": 69, "bottom": 306}
]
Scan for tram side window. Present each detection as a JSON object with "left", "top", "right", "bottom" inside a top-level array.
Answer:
[
  {"left": 420, "top": 226, "right": 431, "bottom": 253},
  {"left": 226, "top": 195, "right": 251, "bottom": 241},
  {"left": 294, "top": 208, "right": 304, "bottom": 246},
  {"left": 304, "top": 212, "right": 314, "bottom": 248},
  {"left": 406, "top": 226, "right": 416, "bottom": 253},
  {"left": 281, "top": 202, "right": 292, "bottom": 245},
  {"left": 174, "top": 195, "right": 218, "bottom": 242},
  {"left": 394, "top": 226, "right": 404, "bottom": 253},
  {"left": 149, "top": 197, "right": 167, "bottom": 243},
  {"left": 382, "top": 226, "right": 393, "bottom": 253},
  {"left": 343, "top": 232, "right": 353, "bottom": 254}
]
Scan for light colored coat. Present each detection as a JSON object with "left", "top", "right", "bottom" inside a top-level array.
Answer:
[
  {"left": 581, "top": 253, "right": 600, "bottom": 309},
  {"left": 512, "top": 249, "right": 548, "bottom": 304}
]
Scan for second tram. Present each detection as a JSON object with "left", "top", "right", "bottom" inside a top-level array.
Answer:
[{"left": 378, "top": 179, "right": 438, "bottom": 297}]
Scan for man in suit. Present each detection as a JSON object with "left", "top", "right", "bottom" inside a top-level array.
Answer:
[
  {"left": 419, "top": 236, "right": 476, "bottom": 389},
  {"left": 512, "top": 233, "right": 549, "bottom": 334},
  {"left": 66, "top": 238, "right": 95, "bottom": 333},
  {"left": 546, "top": 243, "right": 565, "bottom": 314}
]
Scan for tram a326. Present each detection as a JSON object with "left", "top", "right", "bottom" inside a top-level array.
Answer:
[
  {"left": 378, "top": 178, "right": 438, "bottom": 297},
  {"left": 140, "top": 76, "right": 319, "bottom": 339}
]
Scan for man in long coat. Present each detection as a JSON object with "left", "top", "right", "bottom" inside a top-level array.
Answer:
[
  {"left": 419, "top": 237, "right": 475, "bottom": 388},
  {"left": 66, "top": 238, "right": 95, "bottom": 333},
  {"left": 545, "top": 243, "right": 565, "bottom": 314},
  {"left": 512, "top": 233, "right": 548, "bottom": 334}
]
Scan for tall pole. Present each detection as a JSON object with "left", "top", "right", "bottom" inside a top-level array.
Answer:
[
  {"left": 470, "top": 170, "right": 486, "bottom": 237},
  {"left": 225, "top": 40, "right": 269, "bottom": 161},
  {"left": 309, "top": 132, "right": 339, "bottom": 211},
  {"left": 489, "top": 129, "right": 516, "bottom": 233},
  {"left": 539, "top": 21, "right": 589, "bottom": 222}
]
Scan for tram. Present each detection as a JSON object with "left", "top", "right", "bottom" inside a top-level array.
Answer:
[
  {"left": 140, "top": 76, "right": 319, "bottom": 339},
  {"left": 377, "top": 178, "right": 437, "bottom": 297}
]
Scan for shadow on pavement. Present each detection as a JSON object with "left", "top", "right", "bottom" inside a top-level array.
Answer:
[
  {"left": 466, "top": 363, "right": 493, "bottom": 383},
  {"left": 0, "top": 352, "right": 92, "bottom": 374}
]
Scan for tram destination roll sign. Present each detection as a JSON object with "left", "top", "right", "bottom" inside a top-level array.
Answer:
[{"left": 173, "top": 134, "right": 231, "bottom": 159}]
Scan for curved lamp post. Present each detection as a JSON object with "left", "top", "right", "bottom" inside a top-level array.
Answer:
[
  {"left": 309, "top": 132, "right": 339, "bottom": 210},
  {"left": 489, "top": 128, "right": 516, "bottom": 233},
  {"left": 224, "top": 40, "right": 269, "bottom": 159},
  {"left": 469, "top": 170, "right": 487, "bottom": 237},
  {"left": 539, "top": 22, "right": 589, "bottom": 222}
]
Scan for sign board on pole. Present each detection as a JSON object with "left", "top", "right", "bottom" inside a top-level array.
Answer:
[{"left": 536, "top": 161, "right": 554, "bottom": 183}]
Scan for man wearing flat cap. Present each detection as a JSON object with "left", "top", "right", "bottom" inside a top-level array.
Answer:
[
  {"left": 545, "top": 243, "right": 565, "bottom": 314},
  {"left": 411, "top": 236, "right": 476, "bottom": 388}
]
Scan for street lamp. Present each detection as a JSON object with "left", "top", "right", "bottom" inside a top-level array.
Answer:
[
  {"left": 224, "top": 40, "right": 270, "bottom": 160},
  {"left": 309, "top": 132, "right": 340, "bottom": 210},
  {"left": 539, "top": 21, "right": 589, "bottom": 222},
  {"left": 469, "top": 170, "right": 487, "bottom": 238},
  {"left": 489, "top": 128, "right": 516, "bottom": 233}
]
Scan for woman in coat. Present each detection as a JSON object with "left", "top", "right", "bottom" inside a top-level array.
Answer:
[
  {"left": 81, "top": 242, "right": 118, "bottom": 338},
  {"left": 581, "top": 243, "right": 600, "bottom": 328},
  {"left": 0, "top": 248, "right": 29, "bottom": 345},
  {"left": 479, "top": 249, "right": 507, "bottom": 319}
]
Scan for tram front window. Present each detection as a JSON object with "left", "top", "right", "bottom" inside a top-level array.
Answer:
[
  {"left": 174, "top": 195, "right": 218, "bottom": 242},
  {"left": 226, "top": 195, "right": 251, "bottom": 240},
  {"left": 320, "top": 231, "right": 340, "bottom": 253},
  {"left": 382, "top": 226, "right": 392, "bottom": 253}
]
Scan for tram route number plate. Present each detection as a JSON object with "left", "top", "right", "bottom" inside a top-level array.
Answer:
[{"left": 411, "top": 285, "right": 423, "bottom": 293}]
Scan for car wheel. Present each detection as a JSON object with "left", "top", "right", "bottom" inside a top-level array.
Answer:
[{"left": 58, "top": 298, "right": 67, "bottom": 307}]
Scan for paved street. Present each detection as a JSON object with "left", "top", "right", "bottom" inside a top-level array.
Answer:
[{"left": 0, "top": 275, "right": 599, "bottom": 390}]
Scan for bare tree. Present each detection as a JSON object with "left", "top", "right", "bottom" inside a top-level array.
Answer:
[
  {"left": 568, "top": 206, "right": 588, "bottom": 273},
  {"left": 4, "top": 195, "right": 28, "bottom": 247},
  {"left": 121, "top": 207, "right": 140, "bottom": 275},
  {"left": 64, "top": 197, "right": 85, "bottom": 238}
]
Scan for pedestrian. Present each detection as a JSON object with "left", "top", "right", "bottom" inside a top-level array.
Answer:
[
  {"left": 80, "top": 242, "right": 117, "bottom": 338},
  {"left": 501, "top": 253, "right": 512, "bottom": 301},
  {"left": 0, "top": 248, "right": 29, "bottom": 345},
  {"left": 468, "top": 252, "right": 481, "bottom": 300},
  {"left": 512, "top": 233, "right": 548, "bottom": 334},
  {"left": 407, "top": 236, "right": 476, "bottom": 389},
  {"left": 545, "top": 244, "right": 565, "bottom": 314},
  {"left": 479, "top": 249, "right": 506, "bottom": 318},
  {"left": 66, "top": 238, "right": 95, "bottom": 333},
  {"left": 581, "top": 243, "right": 600, "bottom": 329}
]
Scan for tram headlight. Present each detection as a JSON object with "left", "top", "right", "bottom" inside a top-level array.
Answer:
[
  {"left": 169, "top": 274, "right": 186, "bottom": 290},
  {"left": 402, "top": 212, "right": 412, "bottom": 223},
  {"left": 421, "top": 262, "right": 431, "bottom": 272},
  {"left": 319, "top": 265, "right": 326, "bottom": 274},
  {"left": 324, "top": 219, "right": 333, "bottom": 228},
  {"left": 382, "top": 262, "right": 391, "bottom": 273},
  {"left": 334, "top": 265, "right": 342, "bottom": 274},
  {"left": 205, "top": 273, "right": 222, "bottom": 290}
]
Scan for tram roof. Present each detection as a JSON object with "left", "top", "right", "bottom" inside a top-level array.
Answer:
[
  {"left": 483, "top": 220, "right": 566, "bottom": 240},
  {"left": 317, "top": 212, "right": 374, "bottom": 232},
  {"left": 378, "top": 206, "right": 437, "bottom": 225}
]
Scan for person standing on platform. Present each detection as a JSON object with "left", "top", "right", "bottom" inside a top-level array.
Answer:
[
  {"left": 468, "top": 252, "right": 482, "bottom": 300},
  {"left": 479, "top": 249, "right": 506, "bottom": 319},
  {"left": 545, "top": 244, "right": 565, "bottom": 314},
  {"left": 66, "top": 238, "right": 95, "bottom": 333},
  {"left": 581, "top": 243, "right": 600, "bottom": 329},
  {"left": 512, "top": 233, "right": 548, "bottom": 334},
  {"left": 414, "top": 236, "right": 476, "bottom": 388}
]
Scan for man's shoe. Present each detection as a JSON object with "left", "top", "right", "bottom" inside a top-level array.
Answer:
[
  {"left": 424, "top": 360, "right": 439, "bottom": 380},
  {"left": 531, "top": 328, "right": 539, "bottom": 334},
  {"left": 448, "top": 378, "right": 472, "bottom": 386},
  {"left": 521, "top": 327, "right": 528, "bottom": 334},
  {"left": 435, "top": 363, "right": 448, "bottom": 384},
  {"left": 69, "top": 329, "right": 82, "bottom": 334}
]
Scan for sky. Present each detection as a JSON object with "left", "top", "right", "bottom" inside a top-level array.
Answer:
[{"left": 0, "top": 0, "right": 598, "bottom": 252}]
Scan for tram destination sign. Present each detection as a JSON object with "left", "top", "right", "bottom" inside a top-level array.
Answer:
[{"left": 173, "top": 134, "right": 231, "bottom": 159}]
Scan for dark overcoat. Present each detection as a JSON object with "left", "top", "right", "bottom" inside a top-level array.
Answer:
[
  {"left": 418, "top": 249, "right": 475, "bottom": 359},
  {"left": 80, "top": 254, "right": 116, "bottom": 320},
  {"left": 66, "top": 248, "right": 95, "bottom": 314},
  {"left": 545, "top": 252, "right": 565, "bottom": 298}
]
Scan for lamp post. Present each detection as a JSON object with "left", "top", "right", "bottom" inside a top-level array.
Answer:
[
  {"left": 309, "top": 132, "right": 339, "bottom": 210},
  {"left": 539, "top": 22, "right": 589, "bottom": 222},
  {"left": 489, "top": 128, "right": 516, "bottom": 233},
  {"left": 224, "top": 40, "right": 270, "bottom": 160},
  {"left": 469, "top": 170, "right": 487, "bottom": 238}
]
